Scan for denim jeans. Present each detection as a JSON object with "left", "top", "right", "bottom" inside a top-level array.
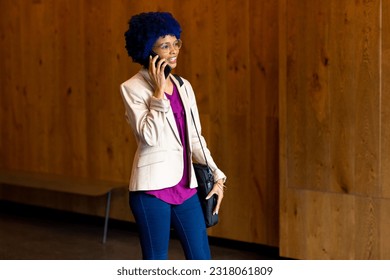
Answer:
[{"left": 129, "top": 191, "right": 211, "bottom": 260}]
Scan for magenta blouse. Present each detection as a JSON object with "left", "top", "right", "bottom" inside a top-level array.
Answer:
[{"left": 146, "top": 82, "right": 197, "bottom": 204}]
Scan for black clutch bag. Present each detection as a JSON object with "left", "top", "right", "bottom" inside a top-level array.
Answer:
[{"left": 193, "top": 162, "right": 218, "bottom": 227}]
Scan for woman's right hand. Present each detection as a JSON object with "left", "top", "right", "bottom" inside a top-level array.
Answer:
[
  {"left": 206, "top": 180, "right": 226, "bottom": 215},
  {"left": 148, "top": 55, "right": 169, "bottom": 99}
]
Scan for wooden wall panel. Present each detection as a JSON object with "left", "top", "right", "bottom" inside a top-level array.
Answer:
[
  {"left": 382, "top": 0, "right": 390, "bottom": 199},
  {"left": 380, "top": 0, "right": 390, "bottom": 260},
  {"left": 0, "top": 1, "right": 21, "bottom": 166},
  {"left": 353, "top": 0, "right": 380, "bottom": 196},
  {"left": 281, "top": 189, "right": 381, "bottom": 259},
  {"left": 0, "top": 0, "right": 279, "bottom": 246},
  {"left": 249, "top": 0, "right": 280, "bottom": 245},
  {"left": 280, "top": 0, "right": 389, "bottom": 259},
  {"left": 286, "top": 0, "right": 331, "bottom": 192},
  {"left": 379, "top": 200, "right": 390, "bottom": 259},
  {"left": 54, "top": 0, "right": 87, "bottom": 176},
  {"left": 217, "top": 0, "right": 253, "bottom": 241},
  {"left": 328, "top": 0, "right": 358, "bottom": 194}
]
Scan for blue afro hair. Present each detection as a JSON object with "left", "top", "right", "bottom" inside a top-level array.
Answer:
[{"left": 124, "top": 12, "right": 182, "bottom": 68}]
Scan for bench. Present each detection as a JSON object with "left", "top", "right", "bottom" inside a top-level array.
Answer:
[{"left": 0, "top": 169, "right": 127, "bottom": 244}]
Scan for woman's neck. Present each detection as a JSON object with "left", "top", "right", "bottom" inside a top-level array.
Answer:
[{"left": 165, "top": 79, "right": 174, "bottom": 95}]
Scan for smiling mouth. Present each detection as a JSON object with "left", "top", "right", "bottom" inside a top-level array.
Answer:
[{"left": 167, "top": 57, "right": 177, "bottom": 63}]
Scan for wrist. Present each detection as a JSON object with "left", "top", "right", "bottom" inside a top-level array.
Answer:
[{"left": 153, "top": 89, "right": 164, "bottom": 99}]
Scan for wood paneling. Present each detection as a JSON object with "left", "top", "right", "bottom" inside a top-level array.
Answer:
[
  {"left": 382, "top": 0, "right": 390, "bottom": 199},
  {"left": 280, "top": 0, "right": 390, "bottom": 259},
  {"left": 0, "top": 0, "right": 279, "bottom": 246}
]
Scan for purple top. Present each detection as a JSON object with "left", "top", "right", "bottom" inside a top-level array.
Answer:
[{"left": 146, "top": 82, "right": 197, "bottom": 204}]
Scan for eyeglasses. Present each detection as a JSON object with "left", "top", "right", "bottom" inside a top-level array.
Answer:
[{"left": 153, "top": 39, "right": 182, "bottom": 53}]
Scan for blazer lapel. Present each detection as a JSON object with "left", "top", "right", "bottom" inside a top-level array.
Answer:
[{"left": 166, "top": 105, "right": 182, "bottom": 145}]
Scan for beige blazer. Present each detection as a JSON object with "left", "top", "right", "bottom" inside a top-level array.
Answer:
[{"left": 120, "top": 68, "right": 226, "bottom": 191}]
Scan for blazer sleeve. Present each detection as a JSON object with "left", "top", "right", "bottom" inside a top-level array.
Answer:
[
  {"left": 184, "top": 79, "right": 227, "bottom": 183},
  {"left": 120, "top": 77, "right": 171, "bottom": 147}
]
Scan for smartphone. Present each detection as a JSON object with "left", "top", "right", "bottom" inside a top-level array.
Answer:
[{"left": 150, "top": 51, "right": 171, "bottom": 79}]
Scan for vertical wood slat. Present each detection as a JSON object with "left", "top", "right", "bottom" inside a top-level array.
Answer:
[
  {"left": 0, "top": 0, "right": 280, "bottom": 246},
  {"left": 328, "top": 0, "right": 357, "bottom": 194},
  {"left": 55, "top": 0, "right": 87, "bottom": 176},
  {"left": 353, "top": 0, "right": 380, "bottom": 196},
  {"left": 379, "top": 201, "right": 390, "bottom": 259},
  {"left": 381, "top": 0, "right": 390, "bottom": 199},
  {"left": 284, "top": 0, "right": 307, "bottom": 190},
  {"left": 249, "top": 0, "right": 280, "bottom": 244},
  {"left": 380, "top": 0, "right": 390, "bottom": 260},
  {"left": 278, "top": 0, "right": 289, "bottom": 257},
  {"left": 286, "top": 0, "right": 331, "bottom": 192},
  {"left": 218, "top": 0, "right": 253, "bottom": 241},
  {"left": 0, "top": 1, "right": 22, "bottom": 167}
]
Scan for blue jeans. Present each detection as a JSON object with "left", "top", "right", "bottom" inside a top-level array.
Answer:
[{"left": 129, "top": 191, "right": 211, "bottom": 260}]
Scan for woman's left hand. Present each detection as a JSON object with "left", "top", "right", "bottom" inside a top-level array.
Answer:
[{"left": 206, "top": 179, "right": 226, "bottom": 215}]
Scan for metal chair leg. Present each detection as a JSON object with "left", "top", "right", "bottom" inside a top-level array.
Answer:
[{"left": 102, "top": 191, "right": 112, "bottom": 244}]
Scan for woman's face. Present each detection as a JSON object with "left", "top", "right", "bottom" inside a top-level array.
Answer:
[{"left": 152, "top": 35, "right": 182, "bottom": 69}]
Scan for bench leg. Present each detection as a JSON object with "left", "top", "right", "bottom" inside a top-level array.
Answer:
[{"left": 102, "top": 191, "right": 112, "bottom": 244}]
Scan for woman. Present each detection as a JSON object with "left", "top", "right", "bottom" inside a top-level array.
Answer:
[{"left": 120, "top": 12, "right": 227, "bottom": 260}]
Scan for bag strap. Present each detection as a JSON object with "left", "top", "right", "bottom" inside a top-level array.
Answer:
[
  {"left": 190, "top": 111, "right": 209, "bottom": 167},
  {"left": 173, "top": 74, "right": 209, "bottom": 167}
]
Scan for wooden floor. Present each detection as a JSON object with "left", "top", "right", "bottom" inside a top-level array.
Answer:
[{"left": 0, "top": 201, "right": 282, "bottom": 260}]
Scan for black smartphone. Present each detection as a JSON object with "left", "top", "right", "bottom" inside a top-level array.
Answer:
[{"left": 150, "top": 51, "right": 171, "bottom": 79}]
